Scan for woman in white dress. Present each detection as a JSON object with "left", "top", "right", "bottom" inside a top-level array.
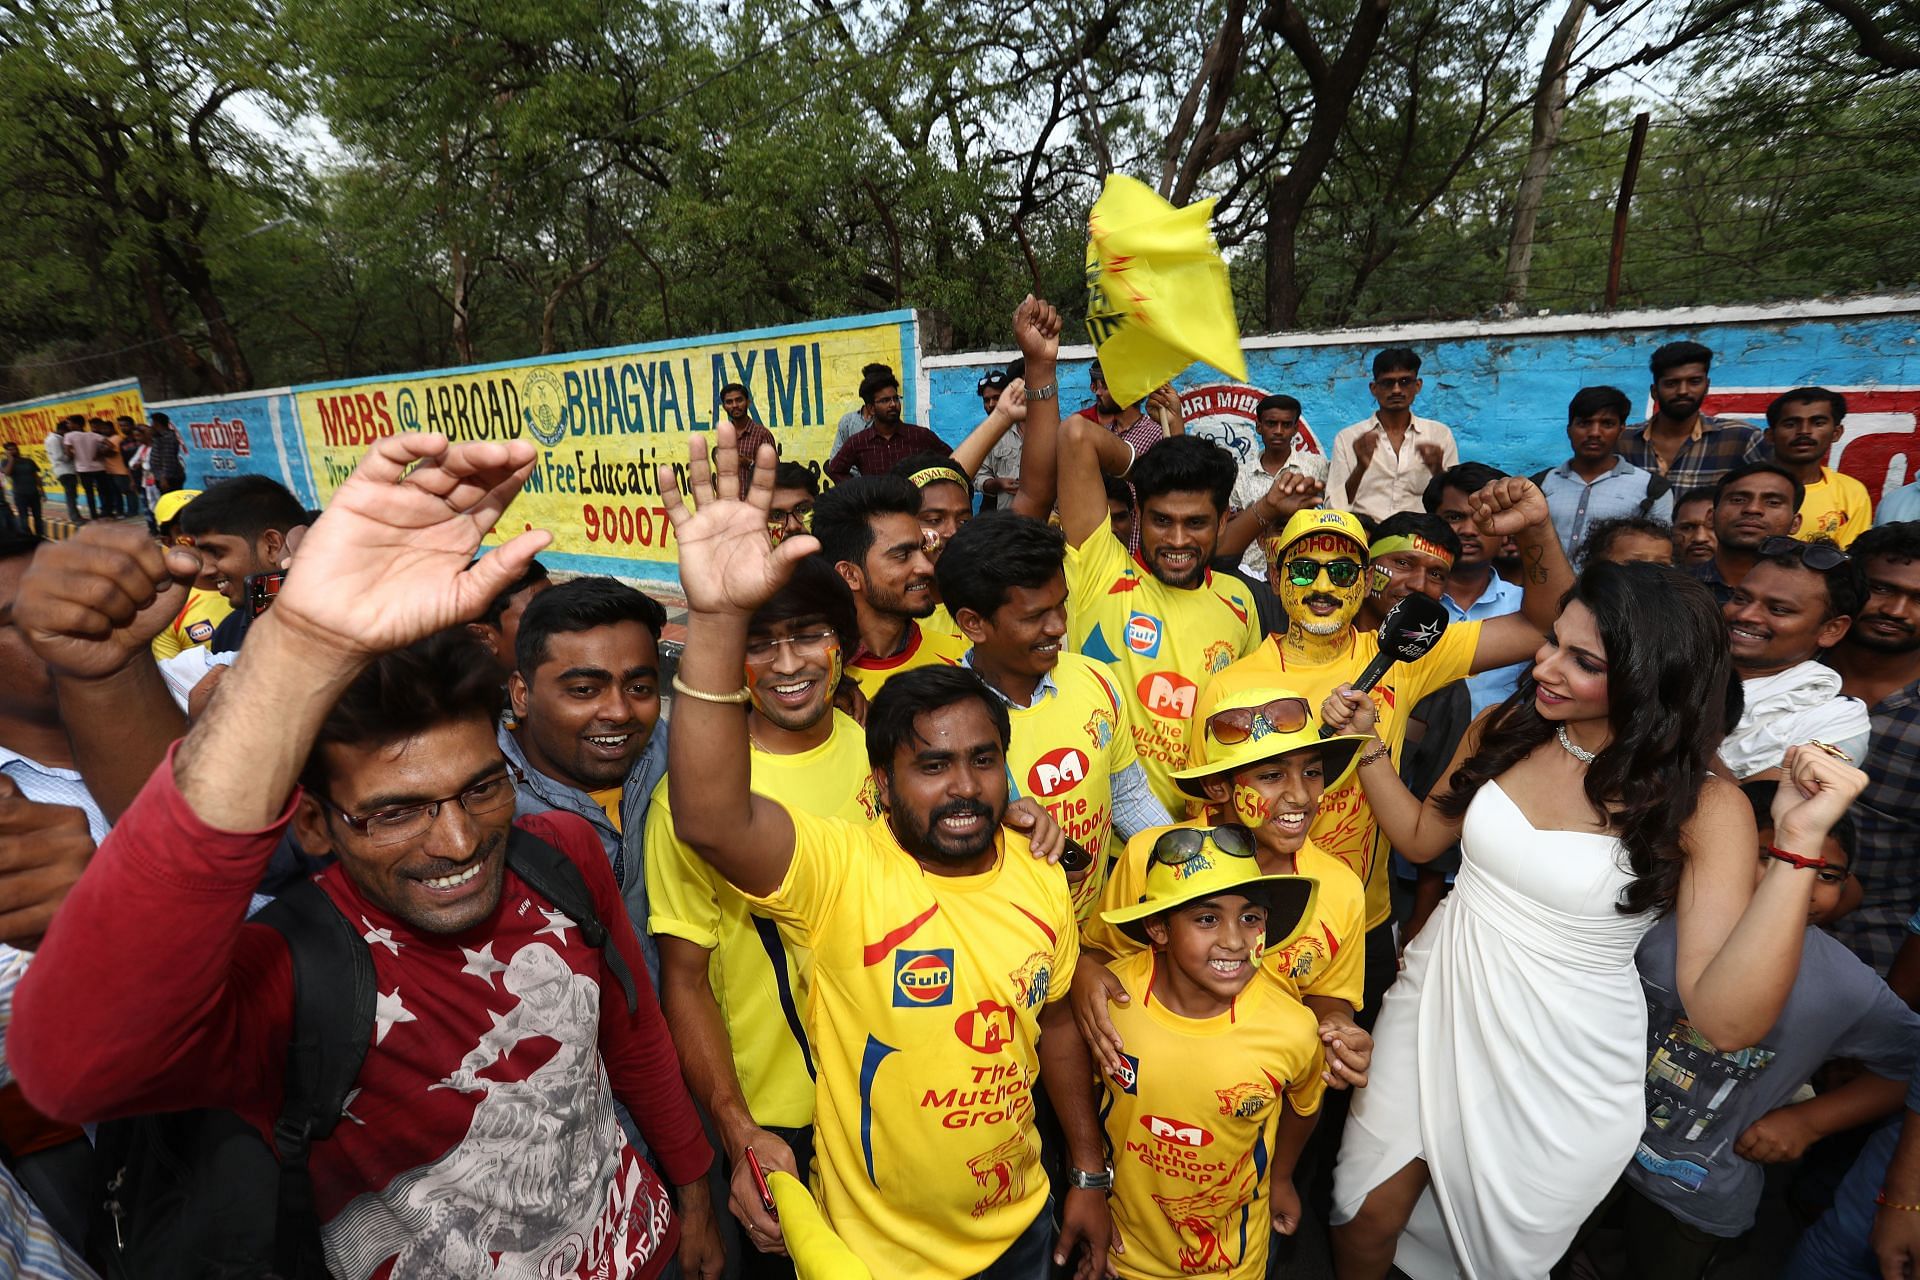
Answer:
[{"left": 1320, "top": 554, "right": 1867, "bottom": 1280}]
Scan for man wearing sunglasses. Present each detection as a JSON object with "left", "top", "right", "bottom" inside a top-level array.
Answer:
[
  {"left": 1691, "top": 461, "right": 1804, "bottom": 607},
  {"left": 1196, "top": 484, "right": 1574, "bottom": 1027},
  {"left": 1720, "top": 537, "right": 1871, "bottom": 780},
  {"left": 14, "top": 434, "right": 725, "bottom": 1279}
]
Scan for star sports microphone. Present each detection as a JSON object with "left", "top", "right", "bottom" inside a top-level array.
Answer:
[{"left": 1320, "top": 593, "right": 1451, "bottom": 737}]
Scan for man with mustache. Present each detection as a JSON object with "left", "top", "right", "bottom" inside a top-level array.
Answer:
[
  {"left": 1617, "top": 340, "right": 1764, "bottom": 492},
  {"left": 1826, "top": 521, "right": 1920, "bottom": 974},
  {"left": 659, "top": 434, "right": 1113, "bottom": 1280},
  {"left": 1325, "top": 348, "right": 1457, "bottom": 522},
  {"left": 1760, "top": 387, "right": 1873, "bottom": 547},
  {"left": 1689, "top": 462, "right": 1804, "bottom": 607},
  {"left": 1673, "top": 486, "right": 1719, "bottom": 567},
  {"left": 1425, "top": 463, "right": 1531, "bottom": 717}
]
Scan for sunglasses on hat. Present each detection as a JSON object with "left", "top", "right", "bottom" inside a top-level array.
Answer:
[
  {"left": 1284, "top": 557, "right": 1363, "bottom": 588},
  {"left": 1204, "top": 696, "right": 1310, "bottom": 747},
  {"left": 1150, "top": 824, "right": 1256, "bottom": 869}
]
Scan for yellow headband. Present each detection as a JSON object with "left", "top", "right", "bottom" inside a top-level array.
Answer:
[
  {"left": 909, "top": 465, "right": 970, "bottom": 493},
  {"left": 1367, "top": 533, "right": 1454, "bottom": 570}
]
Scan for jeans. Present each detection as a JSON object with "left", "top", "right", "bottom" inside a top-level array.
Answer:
[
  {"left": 110, "top": 472, "right": 136, "bottom": 515},
  {"left": 77, "top": 471, "right": 105, "bottom": 519},
  {"left": 969, "top": 1200, "right": 1054, "bottom": 1280},
  {"left": 1783, "top": 1119, "right": 1901, "bottom": 1280},
  {"left": 58, "top": 473, "right": 78, "bottom": 521}
]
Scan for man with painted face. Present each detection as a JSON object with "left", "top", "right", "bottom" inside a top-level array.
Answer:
[
  {"left": 811, "top": 474, "right": 970, "bottom": 699},
  {"left": 939, "top": 510, "right": 1173, "bottom": 920},
  {"left": 645, "top": 556, "right": 873, "bottom": 1277},
  {"left": 501, "top": 577, "right": 670, "bottom": 969},
  {"left": 658, "top": 433, "right": 1113, "bottom": 1280},
  {"left": 1355, "top": 512, "right": 1458, "bottom": 631},
  {"left": 1196, "top": 484, "right": 1575, "bottom": 1026},
  {"left": 1056, "top": 417, "right": 1263, "bottom": 811}
]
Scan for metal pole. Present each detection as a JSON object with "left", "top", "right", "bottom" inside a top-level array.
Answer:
[{"left": 1605, "top": 112, "right": 1651, "bottom": 310}]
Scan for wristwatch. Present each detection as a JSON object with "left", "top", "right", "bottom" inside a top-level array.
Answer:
[
  {"left": 1066, "top": 1164, "right": 1114, "bottom": 1192},
  {"left": 1026, "top": 382, "right": 1057, "bottom": 401}
]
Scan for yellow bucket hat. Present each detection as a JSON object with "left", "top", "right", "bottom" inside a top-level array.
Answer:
[
  {"left": 1098, "top": 823, "right": 1319, "bottom": 949},
  {"left": 1167, "top": 684, "right": 1368, "bottom": 799}
]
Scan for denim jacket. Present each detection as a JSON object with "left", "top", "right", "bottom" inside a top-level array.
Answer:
[{"left": 497, "top": 717, "right": 668, "bottom": 989}]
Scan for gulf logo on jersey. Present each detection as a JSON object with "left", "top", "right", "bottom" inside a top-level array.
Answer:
[
  {"left": 1125, "top": 612, "right": 1162, "bottom": 657},
  {"left": 1110, "top": 1052, "right": 1140, "bottom": 1095},
  {"left": 1141, "top": 1114, "right": 1215, "bottom": 1147},
  {"left": 1138, "top": 671, "right": 1198, "bottom": 721},
  {"left": 893, "top": 948, "right": 954, "bottom": 1007},
  {"left": 1028, "top": 747, "right": 1090, "bottom": 798}
]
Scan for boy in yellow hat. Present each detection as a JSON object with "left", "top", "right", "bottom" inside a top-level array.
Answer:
[
  {"left": 1075, "top": 685, "right": 1373, "bottom": 1091},
  {"left": 1092, "top": 830, "right": 1328, "bottom": 1279},
  {"left": 147, "top": 488, "right": 234, "bottom": 659}
]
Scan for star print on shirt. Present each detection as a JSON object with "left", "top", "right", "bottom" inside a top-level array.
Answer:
[
  {"left": 374, "top": 987, "right": 417, "bottom": 1044},
  {"left": 340, "top": 1088, "right": 366, "bottom": 1126},
  {"left": 360, "top": 916, "right": 402, "bottom": 956},
  {"left": 535, "top": 908, "right": 576, "bottom": 946},
  {"left": 460, "top": 941, "right": 509, "bottom": 988}
]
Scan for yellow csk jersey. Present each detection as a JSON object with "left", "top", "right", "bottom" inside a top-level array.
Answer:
[
  {"left": 1100, "top": 950, "right": 1326, "bottom": 1280},
  {"left": 1798, "top": 467, "right": 1874, "bottom": 547},
  {"left": 1064, "top": 529, "right": 1261, "bottom": 813},
  {"left": 645, "top": 712, "right": 882, "bottom": 1129},
  {"left": 746, "top": 810, "right": 1078, "bottom": 1279},
  {"left": 149, "top": 587, "right": 233, "bottom": 660},
  {"left": 994, "top": 651, "right": 1143, "bottom": 921},
  {"left": 1191, "top": 625, "right": 1479, "bottom": 933},
  {"left": 924, "top": 602, "right": 963, "bottom": 639},
  {"left": 1084, "top": 819, "right": 1366, "bottom": 1008},
  {"left": 847, "top": 620, "right": 970, "bottom": 701}
]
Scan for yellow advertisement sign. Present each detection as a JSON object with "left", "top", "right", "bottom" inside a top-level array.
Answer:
[
  {"left": 294, "top": 313, "right": 916, "bottom": 577},
  {"left": 0, "top": 378, "right": 145, "bottom": 480}
]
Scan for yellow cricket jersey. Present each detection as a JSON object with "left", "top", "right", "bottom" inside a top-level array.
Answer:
[
  {"left": 1191, "top": 624, "right": 1480, "bottom": 933},
  {"left": 847, "top": 620, "right": 969, "bottom": 701},
  {"left": 1064, "top": 529, "right": 1261, "bottom": 813},
  {"left": 746, "top": 810, "right": 1078, "bottom": 1279},
  {"left": 995, "top": 651, "right": 1143, "bottom": 921},
  {"left": 645, "top": 711, "right": 882, "bottom": 1129},
  {"left": 924, "top": 602, "right": 963, "bottom": 639},
  {"left": 1083, "top": 819, "right": 1366, "bottom": 1008},
  {"left": 1100, "top": 949, "right": 1326, "bottom": 1280},
  {"left": 1798, "top": 467, "right": 1874, "bottom": 547},
  {"left": 149, "top": 587, "right": 233, "bottom": 660}
]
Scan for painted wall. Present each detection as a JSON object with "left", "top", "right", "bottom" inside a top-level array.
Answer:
[
  {"left": 920, "top": 297, "right": 1920, "bottom": 502},
  {"left": 150, "top": 389, "right": 319, "bottom": 504}
]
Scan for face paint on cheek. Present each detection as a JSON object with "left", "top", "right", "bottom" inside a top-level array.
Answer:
[
  {"left": 1232, "top": 783, "right": 1273, "bottom": 829},
  {"left": 825, "top": 644, "right": 844, "bottom": 694},
  {"left": 1369, "top": 565, "right": 1392, "bottom": 596}
]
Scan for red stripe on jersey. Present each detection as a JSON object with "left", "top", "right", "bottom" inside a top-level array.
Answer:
[
  {"left": 1217, "top": 593, "right": 1249, "bottom": 624},
  {"left": 1322, "top": 922, "right": 1338, "bottom": 958},
  {"left": 862, "top": 902, "right": 941, "bottom": 966},
  {"left": 1013, "top": 903, "right": 1057, "bottom": 947}
]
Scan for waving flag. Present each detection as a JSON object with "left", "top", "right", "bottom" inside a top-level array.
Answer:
[
  {"left": 770, "top": 1170, "right": 873, "bottom": 1280},
  {"left": 1084, "top": 174, "right": 1248, "bottom": 408}
]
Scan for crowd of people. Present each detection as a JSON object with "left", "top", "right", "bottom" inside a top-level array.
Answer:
[
  {"left": 0, "top": 303, "right": 1916, "bottom": 1280},
  {"left": 0, "top": 411, "right": 185, "bottom": 538}
]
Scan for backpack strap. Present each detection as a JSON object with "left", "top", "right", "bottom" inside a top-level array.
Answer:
[
  {"left": 507, "top": 827, "right": 640, "bottom": 1016},
  {"left": 252, "top": 879, "right": 377, "bottom": 1279},
  {"left": 1640, "top": 472, "right": 1673, "bottom": 517},
  {"left": 1529, "top": 467, "right": 1551, "bottom": 489}
]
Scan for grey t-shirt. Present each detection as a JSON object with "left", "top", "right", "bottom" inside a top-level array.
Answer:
[{"left": 1629, "top": 916, "right": 1920, "bottom": 1235}]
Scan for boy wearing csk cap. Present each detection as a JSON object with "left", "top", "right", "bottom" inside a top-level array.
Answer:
[
  {"left": 148, "top": 488, "right": 234, "bottom": 659},
  {"left": 1093, "top": 831, "right": 1329, "bottom": 1279},
  {"left": 1074, "top": 687, "right": 1374, "bottom": 1089},
  {"left": 1192, "top": 498, "right": 1572, "bottom": 1029}
]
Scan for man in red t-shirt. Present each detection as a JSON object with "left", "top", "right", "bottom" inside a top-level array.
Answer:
[{"left": 10, "top": 434, "right": 723, "bottom": 1279}]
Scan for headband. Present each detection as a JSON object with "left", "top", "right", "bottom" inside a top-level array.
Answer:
[
  {"left": 1368, "top": 533, "right": 1455, "bottom": 570},
  {"left": 909, "top": 464, "right": 971, "bottom": 493}
]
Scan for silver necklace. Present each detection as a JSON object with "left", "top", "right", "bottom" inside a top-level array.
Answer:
[{"left": 1556, "top": 724, "right": 1596, "bottom": 764}]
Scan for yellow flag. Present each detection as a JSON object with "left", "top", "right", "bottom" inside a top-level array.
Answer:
[
  {"left": 1084, "top": 174, "right": 1248, "bottom": 408},
  {"left": 768, "top": 1170, "right": 873, "bottom": 1280}
]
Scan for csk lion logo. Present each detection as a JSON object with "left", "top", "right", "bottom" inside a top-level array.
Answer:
[
  {"left": 856, "top": 775, "right": 883, "bottom": 821},
  {"left": 1151, "top": 1153, "right": 1256, "bottom": 1273},
  {"left": 1084, "top": 706, "right": 1117, "bottom": 752},
  {"left": 1008, "top": 952, "right": 1052, "bottom": 1009},
  {"left": 1215, "top": 1080, "right": 1273, "bottom": 1120},
  {"left": 967, "top": 1135, "right": 1030, "bottom": 1219},
  {"left": 1203, "top": 639, "right": 1236, "bottom": 675}
]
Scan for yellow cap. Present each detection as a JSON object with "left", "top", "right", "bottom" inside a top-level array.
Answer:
[
  {"left": 151, "top": 488, "right": 202, "bottom": 528},
  {"left": 1098, "top": 824, "right": 1319, "bottom": 949},
  {"left": 1272, "top": 508, "right": 1368, "bottom": 558}
]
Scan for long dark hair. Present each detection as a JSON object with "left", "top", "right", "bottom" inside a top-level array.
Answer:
[{"left": 1434, "top": 561, "right": 1730, "bottom": 916}]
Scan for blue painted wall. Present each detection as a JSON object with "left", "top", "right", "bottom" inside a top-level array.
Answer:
[{"left": 157, "top": 391, "right": 319, "bottom": 505}]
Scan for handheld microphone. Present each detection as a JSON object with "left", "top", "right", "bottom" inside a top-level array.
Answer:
[{"left": 1320, "top": 593, "right": 1451, "bottom": 737}]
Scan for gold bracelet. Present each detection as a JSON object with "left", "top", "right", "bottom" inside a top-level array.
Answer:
[
  {"left": 1878, "top": 1189, "right": 1920, "bottom": 1212},
  {"left": 1357, "top": 741, "right": 1392, "bottom": 768},
  {"left": 671, "top": 674, "right": 752, "bottom": 705}
]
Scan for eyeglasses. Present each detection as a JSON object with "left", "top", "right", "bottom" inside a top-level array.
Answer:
[
  {"left": 744, "top": 628, "right": 839, "bottom": 665},
  {"left": 1150, "top": 824, "right": 1256, "bottom": 869},
  {"left": 767, "top": 506, "right": 813, "bottom": 543},
  {"left": 1758, "top": 536, "right": 1848, "bottom": 571},
  {"left": 1757, "top": 850, "right": 1847, "bottom": 885},
  {"left": 324, "top": 766, "right": 520, "bottom": 847},
  {"left": 1205, "top": 697, "right": 1311, "bottom": 746},
  {"left": 1283, "top": 557, "right": 1363, "bottom": 588},
  {"left": 1373, "top": 375, "right": 1417, "bottom": 390}
]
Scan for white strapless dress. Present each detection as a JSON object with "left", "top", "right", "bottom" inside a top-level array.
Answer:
[{"left": 1332, "top": 780, "right": 1655, "bottom": 1279}]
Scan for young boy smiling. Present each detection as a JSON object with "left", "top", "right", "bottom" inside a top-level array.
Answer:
[{"left": 1093, "top": 833, "right": 1328, "bottom": 1279}]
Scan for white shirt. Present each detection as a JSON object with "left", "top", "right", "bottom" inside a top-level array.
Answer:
[
  {"left": 41, "top": 432, "right": 72, "bottom": 478},
  {"left": 1721, "top": 660, "right": 1873, "bottom": 780},
  {"left": 1326, "top": 413, "right": 1458, "bottom": 521},
  {"left": 0, "top": 745, "right": 109, "bottom": 843}
]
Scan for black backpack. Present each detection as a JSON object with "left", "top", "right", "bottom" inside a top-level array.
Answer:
[{"left": 91, "top": 828, "right": 640, "bottom": 1280}]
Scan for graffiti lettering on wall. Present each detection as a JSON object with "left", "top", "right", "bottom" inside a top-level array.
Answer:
[
  {"left": 0, "top": 379, "right": 144, "bottom": 481},
  {"left": 1704, "top": 388, "right": 1920, "bottom": 504}
]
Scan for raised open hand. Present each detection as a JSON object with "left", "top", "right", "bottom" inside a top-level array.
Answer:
[
  {"left": 658, "top": 423, "right": 819, "bottom": 618},
  {"left": 1467, "top": 476, "right": 1550, "bottom": 538},
  {"left": 1013, "top": 295, "right": 1062, "bottom": 363},
  {"left": 269, "top": 433, "right": 550, "bottom": 662}
]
